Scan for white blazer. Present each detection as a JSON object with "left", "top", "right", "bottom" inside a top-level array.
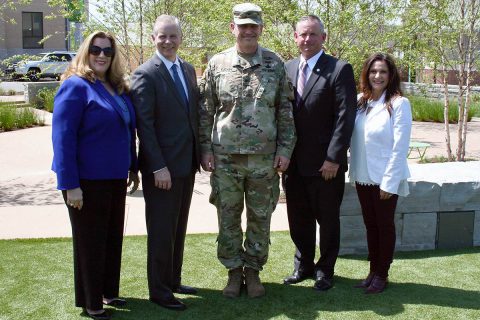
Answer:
[{"left": 349, "top": 92, "right": 412, "bottom": 195}]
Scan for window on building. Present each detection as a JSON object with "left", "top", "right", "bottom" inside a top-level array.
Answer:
[{"left": 22, "top": 12, "right": 43, "bottom": 49}]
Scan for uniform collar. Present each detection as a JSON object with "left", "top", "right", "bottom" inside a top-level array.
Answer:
[{"left": 229, "top": 45, "right": 263, "bottom": 68}]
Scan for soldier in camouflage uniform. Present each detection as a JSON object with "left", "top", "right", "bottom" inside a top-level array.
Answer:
[{"left": 199, "top": 3, "right": 296, "bottom": 298}]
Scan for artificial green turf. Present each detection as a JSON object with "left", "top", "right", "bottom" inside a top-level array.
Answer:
[{"left": 0, "top": 232, "right": 479, "bottom": 320}]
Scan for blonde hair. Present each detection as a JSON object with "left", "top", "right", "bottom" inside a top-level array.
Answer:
[{"left": 61, "top": 31, "right": 128, "bottom": 94}]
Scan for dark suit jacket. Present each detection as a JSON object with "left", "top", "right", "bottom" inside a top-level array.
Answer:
[
  {"left": 130, "top": 54, "right": 200, "bottom": 177},
  {"left": 52, "top": 75, "right": 138, "bottom": 190},
  {"left": 286, "top": 53, "right": 356, "bottom": 176}
]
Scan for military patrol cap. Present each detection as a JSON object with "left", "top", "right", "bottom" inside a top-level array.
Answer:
[{"left": 233, "top": 3, "right": 263, "bottom": 25}]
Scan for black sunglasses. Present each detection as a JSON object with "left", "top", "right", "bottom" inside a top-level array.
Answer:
[{"left": 89, "top": 45, "right": 115, "bottom": 57}]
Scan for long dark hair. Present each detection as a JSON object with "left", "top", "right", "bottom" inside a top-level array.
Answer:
[{"left": 358, "top": 53, "right": 402, "bottom": 112}]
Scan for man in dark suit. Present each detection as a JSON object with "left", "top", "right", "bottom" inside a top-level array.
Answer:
[
  {"left": 130, "top": 15, "right": 200, "bottom": 311},
  {"left": 282, "top": 15, "right": 356, "bottom": 291}
]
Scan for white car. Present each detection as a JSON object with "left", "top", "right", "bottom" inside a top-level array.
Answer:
[{"left": 12, "top": 51, "right": 76, "bottom": 81}]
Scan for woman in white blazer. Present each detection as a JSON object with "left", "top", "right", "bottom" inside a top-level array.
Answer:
[{"left": 349, "top": 53, "right": 412, "bottom": 294}]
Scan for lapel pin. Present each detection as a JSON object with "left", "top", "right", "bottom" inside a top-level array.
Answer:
[{"left": 316, "top": 68, "right": 320, "bottom": 72}]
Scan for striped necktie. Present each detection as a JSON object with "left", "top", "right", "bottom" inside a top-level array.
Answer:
[{"left": 297, "top": 60, "right": 308, "bottom": 104}]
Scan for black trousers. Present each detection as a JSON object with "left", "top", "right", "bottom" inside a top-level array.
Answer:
[
  {"left": 64, "top": 179, "right": 127, "bottom": 310},
  {"left": 283, "top": 170, "right": 345, "bottom": 278},
  {"left": 142, "top": 172, "right": 195, "bottom": 300},
  {"left": 355, "top": 183, "right": 398, "bottom": 278}
]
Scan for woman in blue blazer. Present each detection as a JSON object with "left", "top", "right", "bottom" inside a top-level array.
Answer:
[
  {"left": 350, "top": 53, "right": 412, "bottom": 294},
  {"left": 52, "top": 31, "right": 138, "bottom": 320}
]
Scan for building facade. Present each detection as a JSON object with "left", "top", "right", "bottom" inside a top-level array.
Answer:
[{"left": 0, "top": 0, "right": 69, "bottom": 60}]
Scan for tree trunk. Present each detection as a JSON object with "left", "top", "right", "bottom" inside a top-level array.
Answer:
[
  {"left": 455, "top": 0, "right": 466, "bottom": 161},
  {"left": 441, "top": 54, "right": 453, "bottom": 161},
  {"left": 120, "top": 0, "right": 132, "bottom": 73},
  {"left": 139, "top": 0, "right": 144, "bottom": 65},
  {"left": 462, "top": 78, "right": 471, "bottom": 161},
  {"left": 460, "top": 0, "right": 479, "bottom": 161},
  {"left": 456, "top": 79, "right": 465, "bottom": 161}
]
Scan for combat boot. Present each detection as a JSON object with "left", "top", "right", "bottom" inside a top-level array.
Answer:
[
  {"left": 222, "top": 267, "right": 243, "bottom": 298},
  {"left": 244, "top": 267, "right": 265, "bottom": 298}
]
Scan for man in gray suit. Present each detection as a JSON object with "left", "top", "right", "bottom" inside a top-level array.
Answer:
[{"left": 130, "top": 15, "right": 200, "bottom": 311}]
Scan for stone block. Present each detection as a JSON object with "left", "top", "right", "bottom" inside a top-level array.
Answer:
[
  {"left": 338, "top": 214, "right": 404, "bottom": 255},
  {"left": 337, "top": 162, "right": 480, "bottom": 252},
  {"left": 437, "top": 211, "right": 474, "bottom": 249},
  {"left": 398, "top": 182, "right": 440, "bottom": 213},
  {"left": 24, "top": 82, "right": 59, "bottom": 105},
  {"left": 340, "top": 183, "right": 361, "bottom": 216},
  {"left": 394, "top": 214, "right": 403, "bottom": 245},
  {"left": 400, "top": 212, "right": 437, "bottom": 250},
  {"left": 439, "top": 182, "right": 480, "bottom": 211},
  {"left": 339, "top": 215, "right": 367, "bottom": 250},
  {"left": 474, "top": 211, "right": 480, "bottom": 247}
]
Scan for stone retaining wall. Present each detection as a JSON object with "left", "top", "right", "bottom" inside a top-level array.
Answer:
[
  {"left": 338, "top": 162, "right": 480, "bottom": 254},
  {"left": 23, "top": 81, "right": 59, "bottom": 105},
  {"left": 402, "top": 82, "right": 480, "bottom": 99},
  {"left": 0, "top": 81, "right": 60, "bottom": 104}
]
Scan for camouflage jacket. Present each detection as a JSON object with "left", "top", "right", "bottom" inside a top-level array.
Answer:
[{"left": 199, "top": 46, "right": 296, "bottom": 158}]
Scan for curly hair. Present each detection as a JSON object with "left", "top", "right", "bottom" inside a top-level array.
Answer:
[
  {"left": 358, "top": 53, "right": 402, "bottom": 112},
  {"left": 61, "top": 31, "right": 128, "bottom": 94}
]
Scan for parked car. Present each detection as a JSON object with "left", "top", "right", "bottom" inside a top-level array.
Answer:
[{"left": 8, "top": 51, "right": 76, "bottom": 81}]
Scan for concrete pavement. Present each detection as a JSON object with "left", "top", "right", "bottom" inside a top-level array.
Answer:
[
  {"left": 0, "top": 110, "right": 289, "bottom": 239},
  {"left": 1, "top": 109, "right": 479, "bottom": 239}
]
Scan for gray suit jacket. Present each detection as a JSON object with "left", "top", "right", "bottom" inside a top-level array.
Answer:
[{"left": 130, "top": 54, "right": 200, "bottom": 177}]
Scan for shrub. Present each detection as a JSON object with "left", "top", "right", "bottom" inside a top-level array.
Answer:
[
  {"left": 408, "top": 95, "right": 480, "bottom": 123},
  {"left": 0, "top": 88, "right": 17, "bottom": 96},
  {"left": 0, "top": 104, "right": 16, "bottom": 131},
  {"left": 35, "top": 87, "right": 57, "bottom": 112},
  {"left": 0, "top": 103, "right": 42, "bottom": 131},
  {"left": 472, "top": 94, "right": 480, "bottom": 117}
]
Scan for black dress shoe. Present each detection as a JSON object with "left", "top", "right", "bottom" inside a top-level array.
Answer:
[
  {"left": 313, "top": 271, "right": 333, "bottom": 291},
  {"left": 173, "top": 284, "right": 198, "bottom": 295},
  {"left": 283, "top": 270, "right": 314, "bottom": 285},
  {"left": 82, "top": 309, "right": 111, "bottom": 320},
  {"left": 103, "top": 297, "right": 127, "bottom": 307},
  {"left": 149, "top": 296, "right": 187, "bottom": 311}
]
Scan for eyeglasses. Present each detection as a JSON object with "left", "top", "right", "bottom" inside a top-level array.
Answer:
[{"left": 88, "top": 45, "right": 115, "bottom": 57}]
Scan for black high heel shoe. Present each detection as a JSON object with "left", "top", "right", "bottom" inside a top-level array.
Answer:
[{"left": 353, "top": 272, "right": 375, "bottom": 288}]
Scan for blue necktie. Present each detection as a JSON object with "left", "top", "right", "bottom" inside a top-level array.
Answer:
[{"left": 171, "top": 64, "right": 188, "bottom": 109}]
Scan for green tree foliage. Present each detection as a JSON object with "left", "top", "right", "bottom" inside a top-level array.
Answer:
[
  {"left": 309, "top": 0, "right": 409, "bottom": 79},
  {"left": 400, "top": 0, "right": 480, "bottom": 161},
  {"left": 81, "top": 0, "right": 301, "bottom": 69},
  {"left": 0, "top": 0, "right": 31, "bottom": 25}
]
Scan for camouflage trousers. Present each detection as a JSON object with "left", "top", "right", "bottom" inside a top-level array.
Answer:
[{"left": 209, "top": 153, "right": 280, "bottom": 271}]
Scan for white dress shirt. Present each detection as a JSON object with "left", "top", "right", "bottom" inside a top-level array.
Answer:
[
  {"left": 299, "top": 50, "right": 324, "bottom": 82},
  {"left": 156, "top": 51, "right": 189, "bottom": 100}
]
